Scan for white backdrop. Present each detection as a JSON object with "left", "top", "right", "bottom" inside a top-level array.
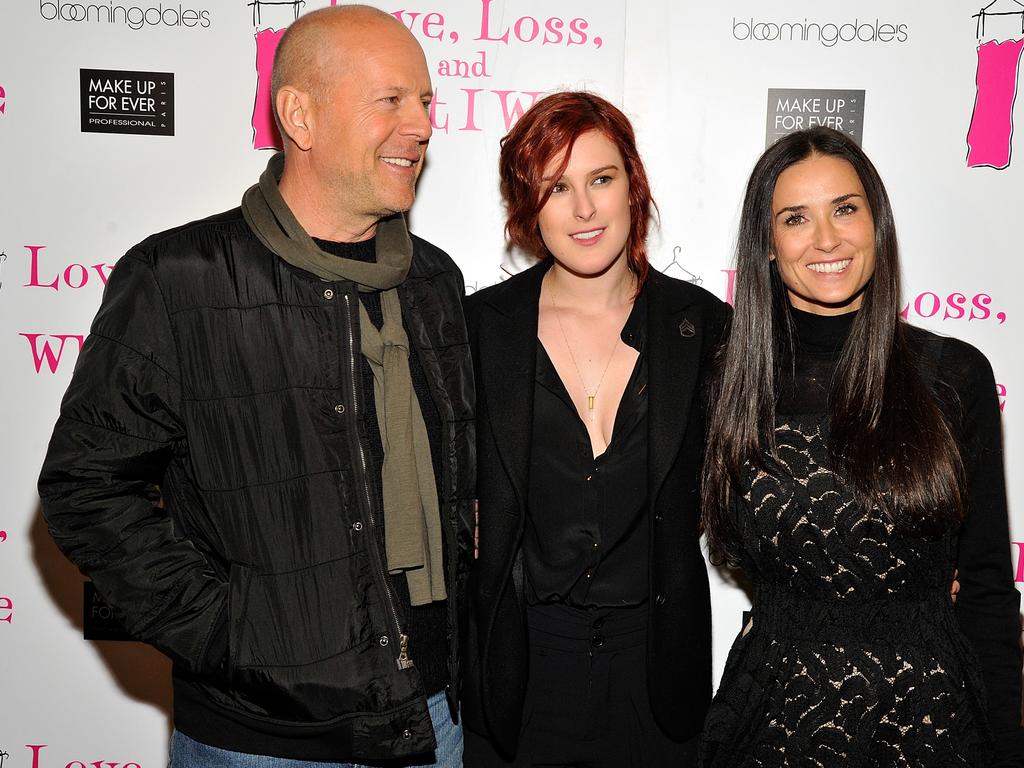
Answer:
[{"left": 1, "top": 1, "right": 1021, "bottom": 765}]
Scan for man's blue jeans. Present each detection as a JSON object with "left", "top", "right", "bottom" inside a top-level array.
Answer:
[{"left": 168, "top": 691, "right": 462, "bottom": 768}]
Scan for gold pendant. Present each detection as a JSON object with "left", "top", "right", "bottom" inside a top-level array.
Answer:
[{"left": 587, "top": 395, "right": 595, "bottom": 411}]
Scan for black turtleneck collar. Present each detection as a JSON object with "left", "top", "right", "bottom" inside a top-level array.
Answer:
[
  {"left": 312, "top": 236, "right": 377, "bottom": 264},
  {"left": 789, "top": 305, "right": 857, "bottom": 358}
]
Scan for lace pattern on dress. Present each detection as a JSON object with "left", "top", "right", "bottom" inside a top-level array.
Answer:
[{"left": 699, "top": 418, "right": 993, "bottom": 767}]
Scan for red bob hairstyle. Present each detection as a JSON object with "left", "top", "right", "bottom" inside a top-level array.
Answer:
[{"left": 499, "top": 91, "right": 655, "bottom": 287}]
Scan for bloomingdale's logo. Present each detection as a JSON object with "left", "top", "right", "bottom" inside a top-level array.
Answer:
[
  {"left": 732, "top": 17, "right": 908, "bottom": 47},
  {"left": 40, "top": 1, "right": 211, "bottom": 30}
]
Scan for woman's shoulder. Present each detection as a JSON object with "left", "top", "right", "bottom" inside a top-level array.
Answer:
[
  {"left": 904, "top": 323, "right": 996, "bottom": 403},
  {"left": 645, "top": 269, "right": 731, "bottom": 345},
  {"left": 647, "top": 268, "right": 720, "bottom": 303},
  {"left": 646, "top": 267, "right": 727, "bottom": 308},
  {"left": 906, "top": 323, "right": 992, "bottom": 371},
  {"left": 464, "top": 260, "right": 546, "bottom": 314}
]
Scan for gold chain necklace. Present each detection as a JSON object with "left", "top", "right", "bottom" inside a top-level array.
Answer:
[{"left": 549, "top": 287, "right": 622, "bottom": 420}]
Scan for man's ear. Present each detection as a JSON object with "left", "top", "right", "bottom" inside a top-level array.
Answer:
[{"left": 276, "top": 86, "right": 313, "bottom": 151}]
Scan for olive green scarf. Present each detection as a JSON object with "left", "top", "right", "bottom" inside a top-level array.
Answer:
[{"left": 241, "top": 152, "right": 445, "bottom": 606}]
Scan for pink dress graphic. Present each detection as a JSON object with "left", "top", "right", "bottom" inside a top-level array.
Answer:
[
  {"left": 967, "top": 38, "right": 1024, "bottom": 169},
  {"left": 252, "top": 28, "right": 286, "bottom": 150}
]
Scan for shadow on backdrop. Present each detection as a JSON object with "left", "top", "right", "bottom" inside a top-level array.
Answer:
[{"left": 30, "top": 501, "right": 173, "bottom": 734}]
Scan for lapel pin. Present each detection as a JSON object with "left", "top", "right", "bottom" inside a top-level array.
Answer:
[{"left": 679, "top": 318, "right": 696, "bottom": 337}]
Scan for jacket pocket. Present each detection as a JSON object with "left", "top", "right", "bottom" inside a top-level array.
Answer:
[{"left": 227, "top": 556, "right": 391, "bottom": 721}]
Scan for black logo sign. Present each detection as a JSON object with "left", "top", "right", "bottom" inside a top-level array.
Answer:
[
  {"left": 766, "top": 88, "right": 864, "bottom": 147},
  {"left": 80, "top": 68, "right": 174, "bottom": 136},
  {"left": 83, "top": 581, "right": 134, "bottom": 641}
]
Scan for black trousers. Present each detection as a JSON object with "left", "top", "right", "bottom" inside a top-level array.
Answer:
[{"left": 464, "top": 603, "right": 697, "bottom": 768}]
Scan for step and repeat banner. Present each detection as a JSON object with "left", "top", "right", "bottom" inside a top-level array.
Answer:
[{"left": 0, "top": 1, "right": 1021, "bottom": 764}]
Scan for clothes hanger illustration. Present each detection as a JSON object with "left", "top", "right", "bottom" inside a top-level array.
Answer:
[
  {"left": 662, "top": 246, "right": 703, "bottom": 286},
  {"left": 249, "top": 0, "right": 306, "bottom": 27},
  {"left": 974, "top": 0, "right": 1024, "bottom": 38}
]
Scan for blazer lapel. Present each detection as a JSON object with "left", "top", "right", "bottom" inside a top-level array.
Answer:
[
  {"left": 477, "top": 262, "right": 548, "bottom": 511},
  {"left": 647, "top": 273, "right": 705, "bottom": 502}
]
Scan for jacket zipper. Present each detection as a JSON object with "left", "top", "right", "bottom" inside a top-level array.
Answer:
[{"left": 343, "top": 291, "right": 412, "bottom": 671}]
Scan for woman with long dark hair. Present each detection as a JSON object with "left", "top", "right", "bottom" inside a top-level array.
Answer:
[
  {"left": 462, "top": 91, "right": 728, "bottom": 767},
  {"left": 700, "top": 127, "right": 1023, "bottom": 765}
]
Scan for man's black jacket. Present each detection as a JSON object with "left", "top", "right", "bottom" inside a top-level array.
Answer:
[{"left": 37, "top": 207, "right": 476, "bottom": 762}]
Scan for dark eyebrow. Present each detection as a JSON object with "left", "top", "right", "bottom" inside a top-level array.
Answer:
[
  {"left": 831, "top": 193, "right": 862, "bottom": 205},
  {"left": 774, "top": 193, "right": 864, "bottom": 219},
  {"left": 541, "top": 164, "right": 620, "bottom": 184},
  {"left": 774, "top": 204, "right": 806, "bottom": 219}
]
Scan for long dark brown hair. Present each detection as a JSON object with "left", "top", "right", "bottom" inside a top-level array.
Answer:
[{"left": 703, "top": 127, "right": 964, "bottom": 564}]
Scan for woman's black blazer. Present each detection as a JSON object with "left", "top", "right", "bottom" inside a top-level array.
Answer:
[{"left": 462, "top": 260, "right": 730, "bottom": 759}]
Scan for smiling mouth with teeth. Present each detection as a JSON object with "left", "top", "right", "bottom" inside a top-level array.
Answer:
[
  {"left": 381, "top": 157, "right": 415, "bottom": 168},
  {"left": 571, "top": 228, "right": 604, "bottom": 241},
  {"left": 807, "top": 259, "right": 851, "bottom": 274}
]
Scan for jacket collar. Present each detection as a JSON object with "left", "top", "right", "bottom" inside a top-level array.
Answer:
[
  {"left": 475, "top": 261, "right": 549, "bottom": 503},
  {"left": 477, "top": 263, "right": 708, "bottom": 509}
]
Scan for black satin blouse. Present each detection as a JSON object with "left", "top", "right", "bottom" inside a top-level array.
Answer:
[{"left": 523, "top": 292, "right": 649, "bottom": 608}]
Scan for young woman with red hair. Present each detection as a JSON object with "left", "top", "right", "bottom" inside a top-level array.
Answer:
[{"left": 461, "top": 91, "right": 728, "bottom": 767}]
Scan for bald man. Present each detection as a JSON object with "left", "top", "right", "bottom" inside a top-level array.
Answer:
[{"left": 38, "top": 6, "right": 474, "bottom": 767}]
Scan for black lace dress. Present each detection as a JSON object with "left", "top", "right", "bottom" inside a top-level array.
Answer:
[{"left": 700, "top": 310, "right": 1023, "bottom": 767}]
